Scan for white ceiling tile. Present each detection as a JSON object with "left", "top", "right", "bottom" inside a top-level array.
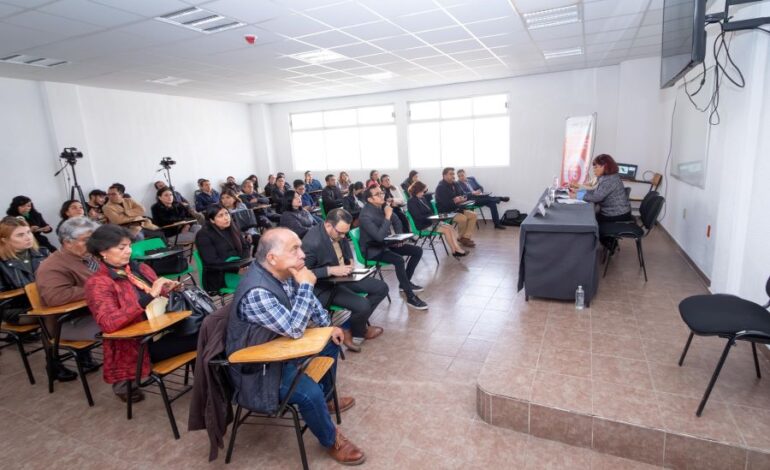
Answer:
[
  {"left": 583, "top": 0, "right": 649, "bottom": 21},
  {"left": 446, "top": 0, "right": 516, "bottom": 23},
  {"left": 1, "top": 0, "right": 53, "bottom": 6},
  {"left": 536, "top": 36, "right": 584, "bottom": 51},
  {"left": 115, "top": 18, "right": 201, "bottom": 42},
  {"left": 315, "top": 70, "right": 354, "bottom": 79},
  {"left": 354, "top": 52, "right": 401, "bottom": 65},
  {"left": 395, "top": 46, "right": 440, "bottom": 60},
  {"left": 642, "top": 9, "right": 663, "bottom": 26},
  {"left": 270, "top": 38, "right": 319, "bottom": 55},
  {"left": 91, "top": 0, "right": 192, "bottom": 18},
  {"left": 632, "top": 35, "right": 660, "bottom": 48},
  {"left": 585, "top": 29, "right": 635, "bottom": 44},
  {"left": 528, "top": 21, "right": 582, "bottom": 41},
  {"left": 416, "top": 26, "right": 472, "bottom": 43},
  {"left": 512, "top": 0, "right": 575, "bottom": 15},
  {"left": 21, "top": 30, "right": 158, "bottom": 61},
  {"left": 636, "top": 23, "right": 662, "bottom": 38},
  {"left": 0, "top": 22, "right": 62, "bottom": 55},
  {"left": 39, "top": 0, "right": 145, "bottom": 27},
  {"left": 584, "top": 13, "right": 643, "bottom": 34},
  {"left": 648, "top": 0, "right": 663, "bottom": 10},
  {"left": 0, "top": 2, "right": 23, "bottom": 18},
  {"left": 436, "top": 38, "right": 484, "bottom": 53},
  {"left": 3, "top": 10, "right": 106, "bottom": 36},
  {"left": 464, "top": 16, "right": 524, "bottom": 36},
  {"left": 204, "top": 0, "right": 291, "bottom": 24},
  {"left": 253, "top": 13, "right": 328, "bottom": 37},
  {"left": 286, "top": 63, "right": 337, "bottom": 74},
  {"left": 340, "top": 20, "right": 404, "bottom": 40},
  {"left": 450, "top": 49, "right": 494, "bottom": 62},
  {"left": 412, "top": 55, "right": 458, "bottom": 68},
  {"left": 275, "top": 0, "right": 349, "bottom": 12},
  {"left": 345, "top": 65, "right": 386, "bottom": 75},
  {"left": 318, "top": 58, "right": 367, "bottom": 70},
  {"left": 328, "top": 42, "right": 382, "bottom": 58},
  {"left": 357, "top": 0, "right": 440, "bottom": 19},
  {"left": 296, "top": 29, "right": 358, "bottom": 48},
  {"left": 370, "top": 34, "right": 425, "bottom": 51},
  {"left": 391, "top": 9, "right": 455, "bottom": 32},
  {"left": 304, "top": 1, "right": 380, "bottom": 28},
  {"left": 478, "top": 31, "right": 531, "bottom": 47}
]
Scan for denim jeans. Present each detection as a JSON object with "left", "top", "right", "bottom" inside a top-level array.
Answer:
[{"left": 279, "top": 340, "right": 339, "bottom": 448}]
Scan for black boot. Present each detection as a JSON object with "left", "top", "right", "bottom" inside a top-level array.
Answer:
[
  {"left": 76, "top": 351, "right": 101, "bottom": 374},
  {"left": 53, "top": 361, "right": 78, "bottom": 382}
]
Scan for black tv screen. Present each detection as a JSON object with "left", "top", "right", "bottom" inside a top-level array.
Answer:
[{"left": 660, "top": 0, "right": 706, "bottom": 88}]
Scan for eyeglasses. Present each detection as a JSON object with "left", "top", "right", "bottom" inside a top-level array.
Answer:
[{"left": 330, "top": 224, "right": 349, "bottom": 237}]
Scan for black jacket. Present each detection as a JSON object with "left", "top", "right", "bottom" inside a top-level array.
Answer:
[
  {"left": 321, "top": 185, "right": 343, "bottom": 210},
  {"left": 342, "top": 193, "right": 364, "bottom": 219},
  {"left": 151, "top": 202, "right": 190, "bottom": 236},
  {"left": 407, "top": 196, "right": 435, "bottom": 231},
  {"left": 358, "top": 203, "right": 403, "bottom": 259},
  {"left": 0, "top": 248, "right": 50, "bottom": 322},
  {"left": 302, "top": 223, "right": 353, "bottom": 290},
  {"left": 279, "top": 209, "right": 317, "bottom": 239},
  {"left": 238, "top": 192, "right": 269, "bottom": 208},
  {"left": 435, "top": 179, "right": 466, "bottom": 214},
  {"left": 195, "top": 224, "right": 250, "bottom": 292}
]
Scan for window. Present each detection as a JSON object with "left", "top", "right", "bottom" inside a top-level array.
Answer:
[
  {"left": 290, "top": 105, "right": 397, "bottom": 171},
  {"left": 407, "top": 94, "right": 509, "bottom": 168}
]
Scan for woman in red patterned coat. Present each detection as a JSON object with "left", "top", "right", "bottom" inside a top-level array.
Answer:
[{"left": 85, "top": 224, "right": 197, "bottom": 403}]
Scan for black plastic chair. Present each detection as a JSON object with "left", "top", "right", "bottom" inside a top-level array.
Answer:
[
  {"left": 600, "top": 194, "right": 665, "bottom": 282},
  {"left": 678, "top": 277, "right": 770, "bottom": 416}
]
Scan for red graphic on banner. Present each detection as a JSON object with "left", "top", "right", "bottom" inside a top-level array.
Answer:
[{"left": 561, "top": 115, "right": 596, "bottom": 186}]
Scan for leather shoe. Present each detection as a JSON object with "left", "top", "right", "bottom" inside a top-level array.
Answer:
[
  {"left": 494, "top": 224, "right": 507, "bottom": 230},
  {"left": 459, "top": 237, "right": 476, "bottom": 247},
  {"left": 327, "top": 396, "right": 356, "bottom": 414},
  {"left": 342, "top": 329, "right": 361, "bottom": 353},
  {"left": 501, "top": 196, "right": 510, "bottom": 202},
  {"left": 328, "top": 430, "right": 366, "bottom": 466},
  {"left": 54, "top": 362, "right": 78, "bottom": 382},
  {"left": 115, "top": 389, "right": 145, "bottom": 403},
  {"left": 364, "top": 326, "right": 383, "bottom": 340}
]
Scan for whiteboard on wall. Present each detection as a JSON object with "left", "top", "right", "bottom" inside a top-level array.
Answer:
[{"left": 670, "top": 67, "right": 714, "bottom": 189}]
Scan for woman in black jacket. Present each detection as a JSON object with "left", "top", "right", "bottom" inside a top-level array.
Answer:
[
  {"left": 195, "top": 205, "right": 251, "bottom": 293},
  {"left": 279, "top": 191, "right": 318, "bottom": 239},
  {"left": 0, "top": 216, "right": 50, "bottom": 324},
  {"left": 7, "top": 195, "right": 56, "bottom": 252},
  {"left": 151, "top": 187, "right": 199, "bottom": 243},
  {"left": 406, "top": 181, "right": 466, "bottom": 258},
  {"left": 342, "top": 182, "right": 365, "bottom": 223}
]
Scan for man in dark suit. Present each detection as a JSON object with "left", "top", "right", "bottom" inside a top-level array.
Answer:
[
  {"left": 303, "top": 208, "right": 388, "bottom": 352},
  {"left": 457, "top": 169, "right": 509, "bottom": 230},
  {"left": 434, "top": 167, "right": 477, "bottom": 247},
  {"left": 321, "top": 174, "right": 344, "bottom": 210},
  {"left": 359, "top": 186, "right": 427, "bottom": 310}
]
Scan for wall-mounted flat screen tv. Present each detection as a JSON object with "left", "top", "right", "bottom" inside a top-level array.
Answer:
[{"left": 660, "top": 0, "right": 707, "bottom": 88}]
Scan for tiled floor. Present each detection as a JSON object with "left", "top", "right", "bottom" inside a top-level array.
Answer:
[{"left": 0, "top": 223, "right": 761, "bottom": 468}]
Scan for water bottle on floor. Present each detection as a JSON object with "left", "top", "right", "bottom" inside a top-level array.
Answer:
[{"left": 575, "top": 285, "right": 585, "bottom": 310}]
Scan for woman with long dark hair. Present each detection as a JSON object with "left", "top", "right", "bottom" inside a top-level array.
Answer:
[
  {"left": 279, "top": 190, "right": 318, "bottom": 239},
  {"left": 7, "top": 195, "right": 55, "bottom": 252},
  {"left": 195, "top": 204, "right": 251, "bottom": 293},
  {"left": 57, "top": 199, "right": 86, "bottom": 234},
  {"left": 151, "top": 187, "right": 199, "bottom": 244}
]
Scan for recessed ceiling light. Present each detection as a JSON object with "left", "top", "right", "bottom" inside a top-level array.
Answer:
[
  {"left": 543, "top": 47, "right": 584, "bottom": 60},
  {"left": 155, "top": 7, "right": 244, "bottom": 34},
  {"left": 146, "top": 76, "right": 192, "bottom": 86},
  {"left": 0, "top": 54, "right": 68, "bottom": 68},
  {"left": 522, "top": 5, "right": 581, "bottom": 30},
  {"left": 288, "top": 49, "right": 347, "bottom": 65},
  {"left": 362, "top": 71, "right": 396, "bottom": 81}
]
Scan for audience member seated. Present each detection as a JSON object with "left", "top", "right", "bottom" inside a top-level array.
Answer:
[
  {"left": 263, "top": 174, "right": 277, "bottom": 198},
  {"left": 365, "top": 170, "right": 380, "bottom": 188},
  {"left": 103, "top": 183, "right": 164, "bottom": 241},
  {"left": 220, "top": 189, "right": 258, "bottom": 245},
  {"left": 380, "top": 174, "right": 409, "bottom": 230},
  {"left": 337, "top": 171, "right": 351, "bottom": 194},
  {"left": 245, "top": 174, "right": 258, "bottom": 185},
  {"left": 0, "top": 216, "right": 50, "bottom": 325},
  {"left": 280, "top": 191, "right": 319, "bottom": 239},
  {"left": 401, "top": 170, "right": 419, "bottom": 193},
  {"left": 151, "top": 187, "right": 200, "bottom": 244},
  {"left": 57, "top": 199, "right": 86, "bottom": 234},
  {"left": 239, "top": 179, "right": 276, "bottom": 228},
  {"left": 293, "top": 180, "right": 317, "bottom": 210},
  {"left": 221, "top": 176, "right": 240, "bottom": 194},
  {"left": 37, "top": 217, "right": 103, "bottom": 378},
  {"left": 360, "top": 186, "right": 427, "bottom": 310},
  {"left": 342, "top": 182, "right": 365, "bottom": 223},
  {"left": 225, "top": 228, "right": 365, "bottom": 465},
  {"left": 275, "top": 172, "right": 291, "bottom": 191},
  {"left": 270, "top": 175, "right": 289, "bottom": 211},
  {"left": 435, "top": 167, "right": 477, "bottom": 248},
  {"left": 153, "top": 181, "right": 192, "bottom": 209},
  {"left": 304, "top": 171, "right": 323, "bottom": 194},
  {"left": 321, "top": 174, "right": 344, "bottom": 210},
  {"left": 87, "top": 189, "right": 107, "bottom": 223},
  {"left": 302, "top": 209, "right": 388, "bottom": 352},
  {"left": 7, "top": 195, "right": 56, "bottom": 252},
  {"left": 195, "top": 178, "right": 220, "bottom": 212},
  {"left": 407, "top": 182, "right": 466, "bottom": 258},
  {"left": 84, "top": 224, "right": 198, "bottom": 403},
  {"left": 457, "top": 169, "right": 509, "bottom": 230},
  {"left": 570, "top": 154, "right": 633, "bottom": 223},
  {"left": 195, "top": 205, "right": 251, "bottom": 293}
]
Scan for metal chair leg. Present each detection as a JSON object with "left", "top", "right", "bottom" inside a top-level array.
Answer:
[
  {"left": 225, "top": 405, "right": 243, "bottom": 463},
  {"left": 289, "top": 406, "right": 310, "bottom": 470},
  {"left": 74, "top": 352, "right": 95, "bottom": 406},
  {"left": 15, "top": 336, "right": 35, "bottom": 385},
  {"left": 440, "top": 234, "right": 449, "bottom": 255},
  {"left": 636, "top": 238, "right": 648, "bottom": 282},
  {"left": 156, "top": 377, "right": 180, "bottom": 439},
  {"left": 127, "top": 380, "right": 133, "bottom": 420},
  {"left": 679, "top": 332, "right": 694, "bottom": 366},
  {"left": 696, "top": 339, "right": 734, "bottom": 416},
  {"left": 428, "top": 238, "right": 440, "bottom": 265},
  {"left": 602, "top": 246, "right": 613, "bottom": 278},
  {"left": 377, "top": 266, "right": 391, "bottom": 303},
  {"left": 752, "top": 342, "right": 762, "bottom": 379}
]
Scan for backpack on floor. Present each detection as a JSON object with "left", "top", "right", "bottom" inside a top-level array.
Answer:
[{"left": 501, "top": 209, "right": 527, "bottom": 226}]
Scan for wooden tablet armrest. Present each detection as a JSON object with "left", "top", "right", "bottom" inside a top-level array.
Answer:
[
  {"left": 0, "top": 288, "right": 25, "bottom": 300},
  {"left": 102, "top": 311, "right": 192, "bottom": 339},
  {"left": 228, "top": 327, "right": 333, "bottom": 363},
  {"left": 28, "top": 299, "right": 88, "bottom": 316}
]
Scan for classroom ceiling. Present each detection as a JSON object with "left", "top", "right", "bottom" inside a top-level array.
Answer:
[{"left": 0, "top": 0, "right": 664, "bottom": 103}]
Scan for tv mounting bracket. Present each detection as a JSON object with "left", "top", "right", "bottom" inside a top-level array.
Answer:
[{"left": 705, "top": 0, "right": 770, "bottom": 31}]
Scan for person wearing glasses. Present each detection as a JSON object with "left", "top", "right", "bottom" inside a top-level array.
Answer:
[
  {"left": 302, "top": 208, "right": 388, "bottom": 352},
  {"left": 359, "top": 186, "right": 427, "bottom": 310},
  {"left": 569, "top": 154, "right": 632, "bottom": 223}
]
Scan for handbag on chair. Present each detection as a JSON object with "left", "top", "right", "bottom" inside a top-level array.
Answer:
[{"left": 166, "top": 287, "right": 218, "bottom": 336}]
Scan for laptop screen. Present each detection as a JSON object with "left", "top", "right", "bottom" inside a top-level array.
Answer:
[{"left": 617, "top": 163, "right": 638, "bottom": 180}]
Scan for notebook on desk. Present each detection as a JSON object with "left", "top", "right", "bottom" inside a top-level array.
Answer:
[{"left": 384, "top": 233, "right": 413, "bottom": 242}]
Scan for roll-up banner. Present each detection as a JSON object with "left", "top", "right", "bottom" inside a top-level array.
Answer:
[{"left": 560, "top": 114, "right": 596, "bottom": 186}]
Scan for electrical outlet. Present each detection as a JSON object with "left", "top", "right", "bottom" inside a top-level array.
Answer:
[{"left": 683, "top": 208, "right": 687, "bottom": 219}]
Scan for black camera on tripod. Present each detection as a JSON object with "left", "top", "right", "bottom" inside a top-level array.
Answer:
[
  {"left": 159, "top": 156, "right": 176, "bottom": 169},
  {"left": 60, "top": 147, "right": 83, "bottom": 164}
]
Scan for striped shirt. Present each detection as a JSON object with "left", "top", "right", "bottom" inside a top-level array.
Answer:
[{"left": 582, "top": 174, "right": 632, "bottom": 217}]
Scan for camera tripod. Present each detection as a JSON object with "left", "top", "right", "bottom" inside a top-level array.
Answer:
[{"left": 54, "top": 157, "right": 87, "bottom": 209}]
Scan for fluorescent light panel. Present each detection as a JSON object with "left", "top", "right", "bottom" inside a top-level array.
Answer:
[
  {"left": 0, "top": 54, "right": 68, "bottom": 68},
  {"left": 543, "top": 47, "right": 583, "bottom": 60},
  {"left": 147, "top": 76, "right": 192, "bottom": 86},
  {"left": 155, "top": 7, "right": 244, "bottom": 34},
  {"left": 362, "top": 71, "right": 396, "bottom": 81},
  {"left": 288, "top": 49, "right": 347, "bottom": 65},
  {"left": 522, "top": 4, "right": 581, "bottom": 30}
]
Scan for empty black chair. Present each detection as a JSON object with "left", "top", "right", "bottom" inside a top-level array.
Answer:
[
  {"left": 600, "top": 194, "right": 665, "bottom": 282},
  {"left": 678, "top": 276, "right": 770, "bottom": 416}
]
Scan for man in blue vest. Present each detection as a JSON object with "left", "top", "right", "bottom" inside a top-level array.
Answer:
[{"left": 226, "top": 228, "right": 365, "bottom": 465}]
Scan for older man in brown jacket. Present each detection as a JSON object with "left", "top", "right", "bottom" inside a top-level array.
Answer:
[{"left": 103, "top": 183, "right": 164, "bottom": 240}]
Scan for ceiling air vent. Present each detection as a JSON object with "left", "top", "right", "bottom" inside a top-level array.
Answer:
[
  {"left": 146, "top": 76, "right": 192, "bottom": 86},
  {"left": 155, "top": 7, "right": 245, "bottom": 34},
  {"left": 0, "top": 54, "right": 68, "bottom": 67}
]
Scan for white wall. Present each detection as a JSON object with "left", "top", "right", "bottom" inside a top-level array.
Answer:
[
  {"left": 0, "top": 79, "right": 259, "bottom": 242},
  {"left": 267, "top": 60, "right": 664, "bottom": 211}
]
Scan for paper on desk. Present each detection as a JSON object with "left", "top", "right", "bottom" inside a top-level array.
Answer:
[{"left": 556, "top": 198, "right": 587, "bottom": 204}]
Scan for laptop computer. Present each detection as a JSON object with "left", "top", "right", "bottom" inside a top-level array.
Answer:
[{"left": 617, "top": 163, "right": 638, "bottom": 180}]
